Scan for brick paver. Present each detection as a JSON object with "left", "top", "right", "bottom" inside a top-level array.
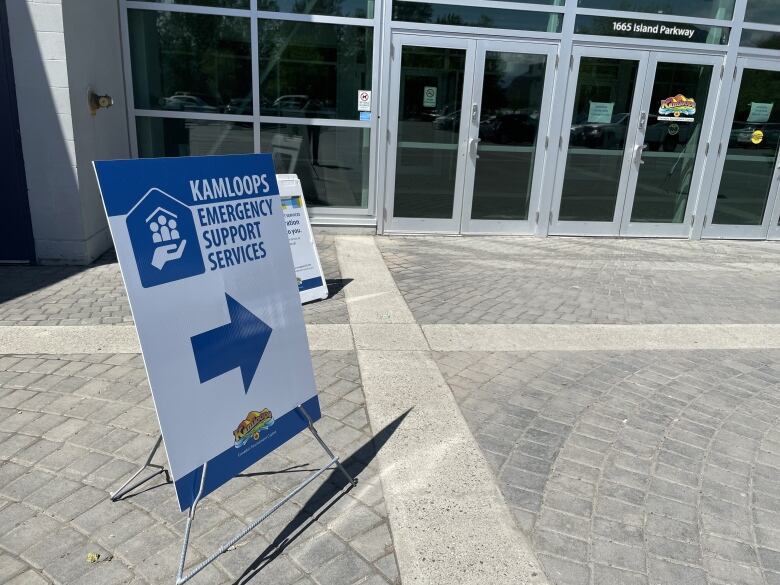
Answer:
[
  {"left": 378, "top": 236, "right": 780, "bottom": 324},
  {"left": 435, "top": 348, "right": 780, "bottom": 585},
  {"left": 0, "top": 234, "right": 347, "bottom": 326},
  {"left": 0, "top": 351, "right": 398, "bottom": 585}
]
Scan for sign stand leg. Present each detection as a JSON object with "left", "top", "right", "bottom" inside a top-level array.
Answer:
[
  {"left": 174, "top": 404, "right": 357, "bottom": 585},
  {"left": 110, "top": 435, "right": 168, "bottom": 501},
  {"left": 297, "top": 404, "right": 357, "bottom": 488}
]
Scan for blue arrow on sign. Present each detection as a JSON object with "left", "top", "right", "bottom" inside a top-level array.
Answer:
[{"left": 190, "top": 294, "right": 272, "bottom": 393}]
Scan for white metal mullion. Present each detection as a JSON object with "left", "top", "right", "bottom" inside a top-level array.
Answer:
[
  {"left": 395, "top": 0, "right": 565, "bottom": 13},
  {"left": 133, "top": 109, "right": 253, "bottom": 122},
  {"left": 258, "top": 116, "right": 369, "bottom": 128},
  {"left": 254, "top": 11, "right": 371, "bottom": 26},
  {"left": 741, "top": 23, "right": 780, "bottom": 33},
  {"left": 119, "top": 0, "right": 139, "bottom": 158},
  {"left": 390, "top": 21, "right": 563, "bottom": 40},
  {"left": 251, "top": 5, "right": 261, "bottom": 153},
  {"left": 574, "top": 8, "right": 732, "bottom": 28},
  {"left": 571, "top": 34, "right": 729, "bottom": 54},
  {"left": 125, "top": 1, "right": 250, "bottom": 17}
]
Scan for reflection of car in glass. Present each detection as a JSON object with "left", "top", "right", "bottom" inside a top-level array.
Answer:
[
  {"left": 570, "top": 113, "right": 630, "bottom": 148},
  {"left": 729, "top": 122, "right": 780, "bottom": 148},
  {"left": 268, "top": 95, "right": 336, "bottom": 118},
  {"left": 271, "top": 94, "right": 310, "bottom": 114},
  {"left": 433, "top": 109, "right": 461, "bottom": 130},
  {"left": 161, "top": 93, "right": 220, "bottom": 113},
  {"left": 225, "top": 97, "right": 252, "bottom": 115},
  {"left": 644, "top": 115, "right": 696, "bottom": 152},
  {"left": 479, "top": 113, "right": 539, "bottom": 145}
]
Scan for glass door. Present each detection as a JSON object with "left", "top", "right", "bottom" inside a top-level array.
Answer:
[
  {"left": 621, "top": 53, "right": 721, "bottom": 237},
  {"left": 461, "top": 41, "right": 557, "bottom": 234},
  {"left": 702, "top": 59, "right": 780, "bottom": 239},
  {"left": 549, "top": 47, "right": 647, "bottom": 235},
  {"left": 384, "top": 35, "right": 475, "bottom": 233},
  {"left": 384, "top": 35, "right": 556, "bottom": 234}
]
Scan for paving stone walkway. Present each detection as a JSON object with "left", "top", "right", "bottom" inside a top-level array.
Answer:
[
  {"left": 0, "top": 235, "right": 347, "bottom": 326},
  {"left": 3, "top": 233, "right": 780, "bottom": 585},
  {"left": 378, "top": 236, "right": 780, "bottom": 325},
  {"left": 0, "top": 351, "right": 399, "bottom": 584},
  {"left": 435, "top": 348, "right": 780, "bottom": 585}
]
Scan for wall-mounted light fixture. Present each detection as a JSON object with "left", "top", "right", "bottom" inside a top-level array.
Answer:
[{"left": 88, "top": 89, "right": 113, "bottom": 116}]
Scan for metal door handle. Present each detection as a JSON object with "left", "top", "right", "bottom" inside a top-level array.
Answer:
[
  {"left": 634, "top": 144, "right": 647, "bottom": 165},
  {"left": 470, "top": 138, "right": 481, "bottom": 159}
]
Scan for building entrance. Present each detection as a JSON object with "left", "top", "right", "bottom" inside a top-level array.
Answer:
[
  {"left": 384, "top": 34, "right": 557, "bottom": 234},
  {"left": 549, "top": 46, "right": 722, "bottom": 237}
]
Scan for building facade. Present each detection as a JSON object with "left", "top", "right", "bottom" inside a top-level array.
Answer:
[{"left": 4, "top": 0, "right": 780, "bottom": 263}]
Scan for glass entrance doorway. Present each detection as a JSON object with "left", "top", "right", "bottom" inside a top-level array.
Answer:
[
  {"left": 384, "top": 35, "right": 557, "bottom": 234},
  {"left": 549, "top": 47, "right": 722, "bottom": 236},
  {"left": 702, "top": 59, "right": 780, "bottom": 240}
]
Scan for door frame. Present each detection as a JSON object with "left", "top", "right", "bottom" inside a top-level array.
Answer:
[
  {"left": 620, "top": 51, "right": 724, "bottom": 237},
  {"left": 383, "top": 33, "right": 477, "bottom": 234},
  {"left": 702, "top": 57, "right": 780, "bottom": 239},
  {"left": 460, "top": 39, "right": 558, "bottom": 235},
  {"left": 548, "top": 45, "right": 650, "bottom": 236}
]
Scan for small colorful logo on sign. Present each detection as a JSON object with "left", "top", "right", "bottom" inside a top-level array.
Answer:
[
  {"left": 752, "top": 130, "right": 764, "bottom": 145},
  {"left": 659, "top": 94, "right": 696, "bottom": 118},
  {"left": 233, "top": 409, "right": 274, "bottom": 449}
]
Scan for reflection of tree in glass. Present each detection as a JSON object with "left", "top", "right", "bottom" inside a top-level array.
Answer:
[
  {"left": 392, "top": 3, "right": 433, "bottom": 23},
  {"left": 153, "top": 12, "right": 251, "bottom": 110}
]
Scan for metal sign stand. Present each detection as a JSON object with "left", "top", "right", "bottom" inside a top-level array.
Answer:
[
  {"left": 110, "top": 404, "right": 357, "bottom": 585},
  {"left": 110, "top": 435, "right": 168, "bottom": 501}
]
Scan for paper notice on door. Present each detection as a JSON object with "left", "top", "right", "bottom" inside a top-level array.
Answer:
[
  {"left": 588, "top": 102, "right": 614, "bottom": 124},
  {"left": 748, "top": 102, "right": 773, "bottom": 123},
  {"left": 423, "top": 86, "right": 438, "bottom": 108}
]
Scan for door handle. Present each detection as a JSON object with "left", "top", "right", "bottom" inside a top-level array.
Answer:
[
  {"left": 634, "top": 143, "right": 647, "bottom": 165},
  {"left": 470, "top": 137, "right": 481, "bottom": 159}
]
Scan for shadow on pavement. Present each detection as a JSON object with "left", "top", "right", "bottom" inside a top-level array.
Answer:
[
  {"left": 302, "top": 278, "right": 353, "bottom": 306},
  {"left": 232, "top": 408, "right": 410, "bottom": 585},
  {"left": 0, "top": 249, "right": 117, "bottom": 304}
]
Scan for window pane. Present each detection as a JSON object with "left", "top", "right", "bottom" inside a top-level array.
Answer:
[
  {"left": 261, "top": 124, "right": 370, "bottom": 208},
  {"left": 392, "top": 2, "right": 563, "bottom": 33},
  {"left": 472, "top": 52, "right": 548, "bottom": 221},
  {"left": 559, "top": 57, "right": 639, "bottom": 222},
  {"left": 258, "top": 0, "right": 374, "bottom": 18},
  {"left": 259, "top": 22, "right": 373, "bottom": 121},
  {"left": 129, "top": 10, "right": 251, "bottom": 114},
  {"left": 575, "top": 15, "right": 729, "bottom": 45},
  {"left": 630, "top": 63, "right": 713, "bottom": 223},
  {"left": 577, "top": 0, "right": 734, "bottom": 19},
  {"left": 713, "top": 69, "right": 780, "bottom": 226},
  {"left": 143, "top": 0, "right": 249, "bottom": 8},
  {"left": 136, "top": 117, "right": 254, "bottom": 157},
  {"left": 741, "top": 30, "right": 780, "bottom": 50},
  {"left": 745, "top": 0, "right": 780, "bottom": 25},
  {"left": 393, "top": 46, "right": 466, "bottom": 219}
]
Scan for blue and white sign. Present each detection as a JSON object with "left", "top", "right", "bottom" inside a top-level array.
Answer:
[
  {"left": 94, "top": 154, "right": 319, "bottom": 511},
  {"left": 278, "top": 175, "right": 329, "bottom": 304}
]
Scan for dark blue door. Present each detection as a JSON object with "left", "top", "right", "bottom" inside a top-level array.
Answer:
[{"left": 0, "top": 1, "right": 35, "bottom": 263}]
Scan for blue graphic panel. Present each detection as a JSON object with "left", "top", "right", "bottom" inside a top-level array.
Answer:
[{"left": 126, "top": 189, "right": 205, "bottom": 288}]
